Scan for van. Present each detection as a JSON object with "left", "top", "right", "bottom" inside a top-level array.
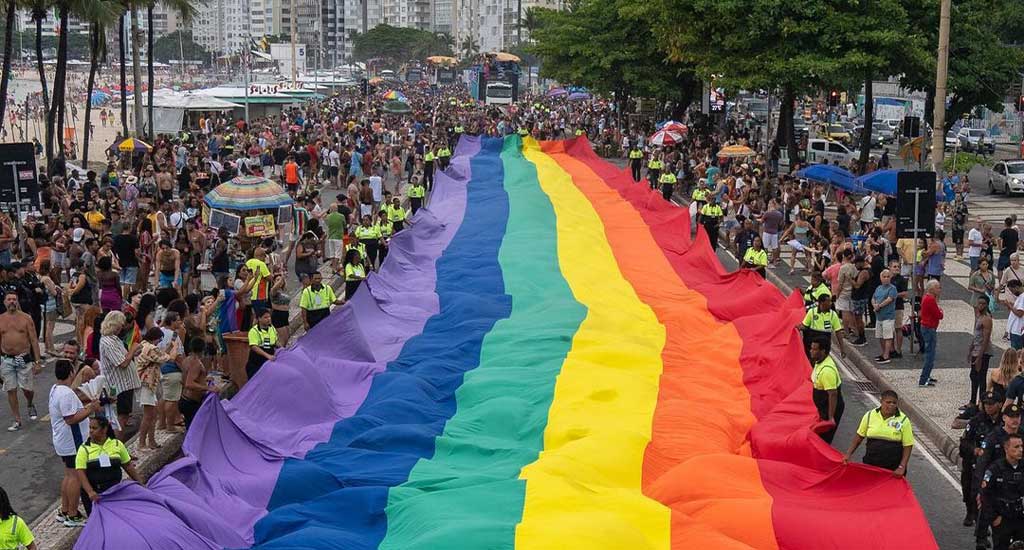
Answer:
[{"left": 806, "top": 139, "right": 857, "bottom": 165}]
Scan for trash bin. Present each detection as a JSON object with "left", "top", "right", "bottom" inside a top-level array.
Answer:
[{"left": 222, "top": 331, "right": 251, "bottom": 389}]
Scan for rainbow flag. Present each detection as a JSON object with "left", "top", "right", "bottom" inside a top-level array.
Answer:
[{"left": 75, "top": 136, "right": 935, "bottom": 550}]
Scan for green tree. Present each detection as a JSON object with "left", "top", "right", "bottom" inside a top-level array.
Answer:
[
  {"left": 529, "top": 0, "right": 698, "bottom": 114},
  {"left": 352, "top": 24, "right": 453, "bottom": 63},
  {"left": 151, "top": 30, "right": 208, "bottom": 63}
]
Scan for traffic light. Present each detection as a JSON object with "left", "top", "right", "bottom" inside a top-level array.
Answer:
[
  {"left": 828, "top": 90, "right": 839, "bottom": 108},
  {"left": 360, "top": 78, "right": 368, "bottom": 96}
]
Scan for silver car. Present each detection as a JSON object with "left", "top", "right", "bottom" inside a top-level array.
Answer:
[{"left": 989, "top": 161, "right": 1024, "bottom": 196}]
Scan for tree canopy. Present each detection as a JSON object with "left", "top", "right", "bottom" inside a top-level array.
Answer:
[
  {"left": 352, "top": 24, "right": 453, "bottom": 63},
  {"left": 152, "top": 30, "right": 209, "bottom": 64},
  {"left": 527, "top": 0, "right": 698, "bottom": 104}
]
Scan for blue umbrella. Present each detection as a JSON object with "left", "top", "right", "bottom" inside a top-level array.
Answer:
[
  {"left": 855, "top": 169, "right": 900, "bottom": 196},
  {"left": 794, "top": 164, "right": 865, "bottom": 194}
]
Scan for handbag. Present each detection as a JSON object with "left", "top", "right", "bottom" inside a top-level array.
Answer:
[{"left": 57, "top": 288, "right": 72, "bottom": 318}]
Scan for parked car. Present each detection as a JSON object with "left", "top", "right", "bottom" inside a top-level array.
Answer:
[
  {"left": 944, "top": 131, "right": 960, "bottom": 151},
  {"left": 853, "top": 125, "right": 884, "bottom": 148},
  {"left": 989, "top": 160, "right": 1024, "bottom": 196},
  {"left": 957, "top": 128, "right": 995, "bottom": 154},
  {"left": 806, "top": 138, "right": 858, "bottom": 165},
  {"left": 872, "top": 122, "right": 895, "bottom": 143}
]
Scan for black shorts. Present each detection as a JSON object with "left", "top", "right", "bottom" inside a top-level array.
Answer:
[
  {"left": 329, "top": 166, "right": 339, "bottom": 177},
  {"left": 60, "top": 454, "right": 76, "bottom": 468},
  {"left": 115, "top": 389, "right": 134, "bottom": 416},
  {"left": 271, "top": 309, "right": 289, "bottom": 328}
]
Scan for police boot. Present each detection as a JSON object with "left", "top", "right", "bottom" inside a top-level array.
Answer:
[{"left": 965, "top": 510, "right": 977, "bottom": 527}]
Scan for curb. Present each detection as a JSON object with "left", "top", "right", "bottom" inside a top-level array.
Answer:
[{"left": 763, "top": 267, "right": 961, "bottom": 466}]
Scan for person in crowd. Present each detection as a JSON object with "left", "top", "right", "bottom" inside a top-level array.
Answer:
[
  {"left": 980, "top": 432, "right": 1024, "bottom": 550},
  {"left": 180, "top": 337, "right": 217, "bottom": 428},
  {"left": 843, "top": 390, "right": 913, "bottom": 476},
  {"left": 968, "top": 295, "right": 995, "bottom": 408},
  {"left": 300, "top": 271, "right": 342, "bottom": 331},
  {"left": 136, "top": 327, "right": 170, "bottom": 450},
  {"left": 246, "top": 309, "right": 278, "bottom": 382},
  {"left": 75, "top": 415, "right": 144, "bottom": 516},
  {"left": 918, "top": 279, "right": 944, "bottom": 387},
  {"left": 97, "top": 311, "right": 142, "bottom": 440},
  {"left": 1004, "top": 280, "right": 1024, "bottom": 351},
  {"left": 871, "top": 269, "right": 897, "bottom": 364},
  {"left": 49, "top": 359, "right": 98, "bottom": 527},
  {"left": 0, "top": 291, "right": 42, "bottom": 432}
]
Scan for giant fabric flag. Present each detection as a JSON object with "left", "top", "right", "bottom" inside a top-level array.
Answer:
[{"left": 76, "top": 136, "right": 936, "bottom": 550}]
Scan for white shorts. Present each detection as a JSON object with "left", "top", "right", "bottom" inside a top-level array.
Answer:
[
  {"left": 835, "top": 296, "right": 853, "bottom": 313},
  {"left": 762, "top": 232, "right": 779, "bottom": 251},
  {"left": 325, "top": 239, "right": 344, "bottom": 260},
  {"left": 900, "top": 264, "right": 911, "bottom": 277},
  {"left": 786, "top": 239, "right": 807, "bottom": 252},
  {"left": 139, "top": 386, "right": 158, "bottom": 407},
  {"left": 1, "top": 355, "right": 33, "bottom": 392},
  {"left": 875, "top": 319, "right": 895, "bottom": 340}
]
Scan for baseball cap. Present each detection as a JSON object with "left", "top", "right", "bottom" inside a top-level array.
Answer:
[
  {"left": 981, "top": 391, "right": 999, "bottom": 404},
  {"left": 72, "top": 227, "right": 85, "bottom": 242},
  {"left": 1004, "top": 404, "right": 1022, "bottom": 417}
]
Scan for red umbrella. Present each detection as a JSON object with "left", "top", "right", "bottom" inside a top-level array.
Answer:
[{"left": 649, "top": 129, "right": 684, "bottom": 147}]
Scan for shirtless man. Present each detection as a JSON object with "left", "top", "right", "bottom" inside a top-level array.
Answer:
[
  {"left": 156, "top": 167, "right": 175, "bottom": 204},
  {"left": 0, "top": 291, "right": 42, "bottom": 431}
]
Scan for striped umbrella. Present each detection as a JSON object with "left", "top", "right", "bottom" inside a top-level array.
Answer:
[
  {"left": 657, "top": 120, "right": 688, "bottom": 133},
  {"left": 648, "top": 129, "right": 684, "bottom": 147},
  {"left": 382, "top": 90, "right": 407, "bottom": 101},
  {"left": 203, "top": 175, "right": 294, "bottom": 211},
  {"left": 111, "top": 137, "right": 152, "bottom": 153}
]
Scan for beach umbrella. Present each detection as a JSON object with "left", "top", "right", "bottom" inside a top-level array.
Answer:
[
  {"left": 381, "top": 90, "right": 407, "bottom": 101},
  {"left": 717, "top": 144, "right": 757, "bottom": 158},
  {"left": 493, "top": 52, "right": 521, "bottom": 63},
  {"left": 204, "top": 175, "right": 294, "bottom": 211},
  {"left": 546, "top": 87, "right": 568, "bottom": 97},
  {"left": 425, "top": 55, "right": 457, "bottom": 65},
  {"left": 794, "top": 164, "right": 865, "bottom": 194},
  {"left": 111, "top": 137, "right": 152, "bottom": 153},
  {"left": 368, "top": 77, "right": 383, "bottom": 85},
  {"left": 657, "top": 120, "right": 687, "bottom": 133},
  {"left": 855, "top": 169, "right": 900, "bottom": 196},
  {"left": 382, "top": 100, "right": 412, "bottom": 114},
  {"left": 649, "top": 129, "right": 684, "bottom": 147},
  {"left": 568, "top": 91, "right": 591, "bottom": 101}
]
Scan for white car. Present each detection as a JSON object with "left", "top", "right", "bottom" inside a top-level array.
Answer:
[{"left": 989, "top": 160, "right": 1024, "bottom": 196}]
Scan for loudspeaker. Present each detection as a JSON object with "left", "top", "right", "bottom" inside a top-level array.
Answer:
[
  {"left": 903, "top": 116, "right": 921, "bottom": 138},
  {"left": 895, "top": 171, "right": 936, "bottom": 239}
]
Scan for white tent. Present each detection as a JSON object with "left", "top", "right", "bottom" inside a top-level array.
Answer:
[{"left": 143, "top": 92, "right": 241, "bottom": 134}]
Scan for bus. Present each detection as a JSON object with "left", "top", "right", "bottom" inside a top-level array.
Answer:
[{"left": 485, "top": 81, "right": 513, "bottom": 105}]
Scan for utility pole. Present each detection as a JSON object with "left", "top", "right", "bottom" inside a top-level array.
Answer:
[
  {"left": 930, "top": 0, "right": 951, "bottom": 187},
  {"left": 290, "top": 0, "right": 298, "bottom": 86}
]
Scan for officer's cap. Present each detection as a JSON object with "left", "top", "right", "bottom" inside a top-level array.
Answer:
[
  {"left": 1004, "top": 404, "right": 1022, "bottom": 417},
  {"left": 982, "top": 391, "right": 999, "bottom": 404}
]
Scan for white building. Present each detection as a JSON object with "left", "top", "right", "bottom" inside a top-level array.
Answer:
[
  {"left": 192, "top": 0, "right": 254, "bottom": 55},
  {"left": 452, "top": 0, "right": 563, "bottom": 56},
  {"left": 16, "top": 10, "right": 89, "bottom": 38}
]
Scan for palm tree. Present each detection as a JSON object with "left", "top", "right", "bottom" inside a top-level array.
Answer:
[
  {"left": 0, "top": 0, "right": 18, "bottom": 137},
  {"left": 118, "top": 11, "right": 127, "bottom": 136},
  {"left": 459, "top": 36, "right": 477, "bottom": 60},
  {"left": 30, "top": 0, "right": 51, "bottom": 153}
]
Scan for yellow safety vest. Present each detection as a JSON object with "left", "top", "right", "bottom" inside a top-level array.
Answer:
[
  {"left": 300, "top": 285, "right": 336, "bottom": 311},
  {"left": 386, "top": 205, "right": 407, "bottom": 222},
  {"left": 407, "top": 185, "right": 425, "bottom": 198},
  {"left": 438, "top": 148, "right": 451, "bottom": 158},
  {"left": 355, "top": 225, "right": 382, "bottom": 240},
  {"left": 648, "top": 160, "right": 663, "bottom": 170},
  {"left": 377, "top": 220, "right": 393, "bottom": 237},
  {"left": 811, "top": 356, "right": 841, "bottom": 390},
  {"left": 700, "top": 204, "right": 723, "bottom": 218},
  {"left": 743, "top": 247, "right": 768, "bottom": 267},
  {"left": 692, "top": 188, "right": 708, "bottom": 202},
  {"left": 659, "top": 173, "right": 677, "bottom": 185},
  {"left": 345, "top": 263, "right": 366, "bottom": 281},
  {"left": 629, "top": 150, "right": 643, "bottom": 159},
  {"left": 454, "top": 125, "right": 464, "bottom": 133},
  {"left": 424, "top": 151, "right": 435, "bottom": 162}
]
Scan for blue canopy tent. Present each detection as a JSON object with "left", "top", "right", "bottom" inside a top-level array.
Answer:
[
  {"left": 794, "top": 164, "right": 866, "bottom": 194},
  {"left": 90, "top": 91, "right": 111, "bottom": 107},
  {"left": 855, "top": 169, "right": 899, "bottom": 196},
  {"left": 855, "top": 169, "right": 954, "bottom": 202}
]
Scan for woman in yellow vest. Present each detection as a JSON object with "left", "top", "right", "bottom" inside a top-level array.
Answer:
[
  {"left": 844, "top": 390, "right": 913, "bottom": 476},
  {"left": 375, "top": 210, "right": 394, "bottom": 262},
  {"left": 343, "top": 249, "right": 367, "bottom": 299},
  {"left": 246, "top": 309, "right": 278, "bottom": 379},
  {"left": 628, "top": 145, "right": 643, "bottom": 182},
  {"left": 741, "top": 236, "right": 769, "bottom": 277},
  {"left": 384, "top": 197, "right": 408, "bottom": 232},
  {"left": 407, "top": 176, "right": 426, "bottom": 214},
  {"left": 647, "top": 152, "right": 663, "bottom": 191},
  {"left": 0, "top": 488, "right": 36, "bottom": 550},
  {"left": 809, "top": 340, "right": 845, "bottom": 444},
  {"left": 355, "top": 215, "right": 383, "bottom": 269},
  {"left": 75, "top": 416, "right": 144, "bottom": 516}
]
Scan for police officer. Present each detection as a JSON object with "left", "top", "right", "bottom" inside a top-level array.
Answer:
[
  {"left": 658, "top": 170, "right": 677, "bottom": 202},
  {"left": 978, "top": 406, "right": 1024, "bottom": 547},
  {"left": 809, "top": 340, "right": 844, "bottom": 444},
  {"left": 981, "top": 433, "right": 1024, "bottom": 550},
  {"left": 844, "top": 389, "right": 914, "bottom": 475},
  {"left": 964, "top": 393, "right": 1004, "bottom": 526},
  {"left": 423, "top": 148, "right": 436, "bottom": 189},
  {"left": 647, "top": 153, "right": 663, "bottom": 191},
  {"left": 802, "top": 271, "right": 832, "bottom": 310},
  {"left": 437, "top": 144, "right": 452, "bottom": 171},
  {"left": 742, "top": 236, "right": 769, "bottom": 278},
  {"left": 628, "top": 145, "right": 644, "bottom": 182},
  {"left": 699, "top": 196, "right": 724, "bottom": 251},
  {"left": 799, "top": 292, "right": 846, "bottom": 359},
  {"left": 299, "top": 271, "right": 342, "bottom": 331},
  {"left": 407, "top": 177, "right": 426, "bottom": 214},
  {"left": 691, "top": 181, "right": 709, "bottom": 212},
  {"left": 246, "top": 309, "right": 278, "bottom": 380}
]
